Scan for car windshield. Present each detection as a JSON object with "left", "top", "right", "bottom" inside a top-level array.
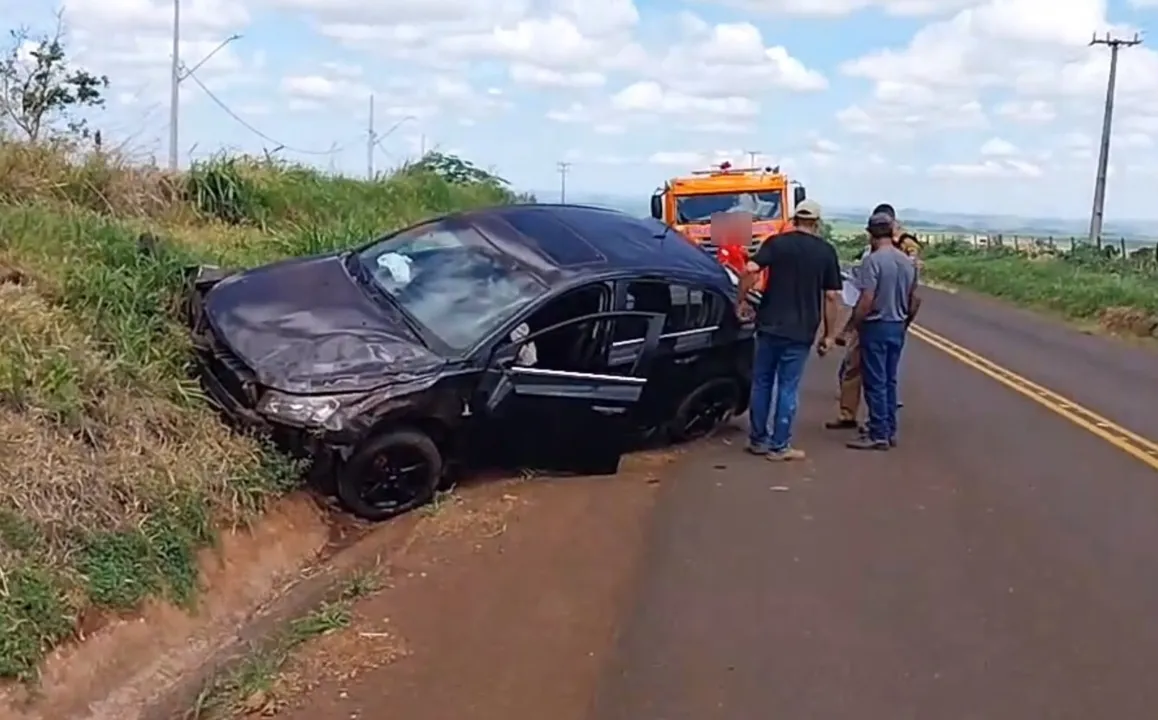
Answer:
[
  {"left": 354, "top": 222, "right": 547, "bottom": 350},
  {"left": 675, "top": 191, "right": 782, "bottom": 223}
]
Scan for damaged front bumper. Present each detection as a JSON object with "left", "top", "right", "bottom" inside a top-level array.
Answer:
[{"left": 183, "top": 265, "right": 345, "bottom": 467}]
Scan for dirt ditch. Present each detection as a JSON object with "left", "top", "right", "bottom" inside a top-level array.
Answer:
[
  {"left": 0, "top": 492, "right": 406, "bottom": 720},
  {"left": 0, "top": 446, "right": 688, "bottom": 720}
]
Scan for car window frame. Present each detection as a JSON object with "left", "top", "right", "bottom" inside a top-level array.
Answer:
[{"left": 612, "top": 277, "right": 729, "bottom": 347}]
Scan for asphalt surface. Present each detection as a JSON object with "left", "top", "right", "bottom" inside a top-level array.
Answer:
[
  {"left": 271, "top": 286, "right": 1158, "bottom": 720},
  {"left": 591, "top": 287, "right": 1158, "bottom": 720}
]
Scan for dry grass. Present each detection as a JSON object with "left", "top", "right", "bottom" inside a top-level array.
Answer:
[{"left": 0, "top": 137, "right": 519, "bottom": 681}]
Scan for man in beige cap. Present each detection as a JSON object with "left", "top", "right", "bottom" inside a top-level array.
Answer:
[{"left": 737, "top": 198, "right": 842, "bottom": 460}]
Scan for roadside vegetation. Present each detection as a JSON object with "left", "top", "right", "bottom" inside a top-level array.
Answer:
[
  {"left": 831, "top": 229, "right": 1158, "bottom": 338},
  {"left": 0, "top": 21, "right": 523, "bottom": 681}
]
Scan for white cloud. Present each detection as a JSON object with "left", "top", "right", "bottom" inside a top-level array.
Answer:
[
  {"left": 647, "top": 17, "right": 826, "bottom": 96},
  {"left": 995, "top": 99, "right": 1056, "bottom": 124},
  {"left": 611, "top": 81, "right": 758, "bottom": 118},
  {"left": 836, "top": 0, "right": 1158, "bottom": 141},
  {"left": 928, "top": 158, "right": 1043, "bottom": 178},
  {"left": 700, "top": 0, "right": 979, "bottom": 17},
  {"left": 980, "top": 137, "right": 1017, "bottom": 156}
]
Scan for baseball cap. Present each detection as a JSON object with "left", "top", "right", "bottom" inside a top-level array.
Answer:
[
  {"left": 866, "top": 211, "right": 894, "bottom": 237},
  {"left": 793, "top": 199, "right": 821, "bottom": 220},
  {"left": 871, "top": 203, "right": 896, "bottom": 219}
]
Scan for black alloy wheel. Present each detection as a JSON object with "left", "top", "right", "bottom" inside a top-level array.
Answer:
[
  {"left": 338, "top": 429, "right": 443, "bottom": 522},
  {"left": 669, "top": 379, "right": 740, "bottom": 443}
]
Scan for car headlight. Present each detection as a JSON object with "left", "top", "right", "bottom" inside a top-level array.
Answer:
[{"left": 257, "top": 392, "right": 341, "bottom": 428}]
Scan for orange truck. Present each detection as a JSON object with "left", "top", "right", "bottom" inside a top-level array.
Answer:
[{"left": 649, "top": 161, "right": 806, "bottom": 255}]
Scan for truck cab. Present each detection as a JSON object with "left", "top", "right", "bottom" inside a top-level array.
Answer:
[{"left": 649, "top": 162, "right": 806, "bottom": 256}]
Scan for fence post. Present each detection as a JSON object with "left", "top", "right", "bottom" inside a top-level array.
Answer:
[
  {"left": 1048, "top": 235, "right": 1055, "bottom": 250},
  {"left": 1070, "top": 236, "right": 1076, "bottom": 252},
  {"left": 1120, "top": 237, "right": 1127, "bottom": 259}
]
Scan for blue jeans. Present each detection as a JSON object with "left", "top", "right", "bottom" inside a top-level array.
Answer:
[
  {"left": 748, "top": 332, "right": 811, "bottom": 451},
  {"left": 859, "top": 320, "right": 906, "bottom": 442}
]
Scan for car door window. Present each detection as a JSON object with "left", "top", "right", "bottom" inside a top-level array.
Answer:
[{"left": 617, "top": 280, "right": 725, "bottom": 341}]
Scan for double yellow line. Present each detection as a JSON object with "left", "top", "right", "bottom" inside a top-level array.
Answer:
[{"left": 909, "top": 324, "right": 1158, "bottom": 472}]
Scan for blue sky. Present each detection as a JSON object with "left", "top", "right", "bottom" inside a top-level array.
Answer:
[{"left": 6, "top": 0, "right": 1158, "bottom": 219}]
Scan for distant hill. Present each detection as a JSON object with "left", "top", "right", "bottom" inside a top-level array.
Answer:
[{"left": 535, "top": 191, "right": 1158, "bottom": 241}]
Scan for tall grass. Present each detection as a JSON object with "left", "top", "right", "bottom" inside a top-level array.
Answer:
[
  {"left": 0, "top": 139, "right": 518, "bottom": 680},
  {"left": 921, "top": 240, "right": 1158, "bottom": 336}
]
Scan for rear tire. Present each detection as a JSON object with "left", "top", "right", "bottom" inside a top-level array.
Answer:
[
  {"left": 337, "top": 428, "right": 443, "bottom": 522},
  {"left": 666, "top": 377, "right": 741, "bottom": 443}
]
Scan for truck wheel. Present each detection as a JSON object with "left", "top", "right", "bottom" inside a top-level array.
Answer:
[
  {"left": 337, "top": 428, "right": 443, "bottom": 522},
  {"left": 666, "top": 377, "right": 740, "bottom": 443}
]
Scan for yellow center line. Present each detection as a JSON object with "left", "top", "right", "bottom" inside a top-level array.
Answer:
[{"left": 909, "top": 323, "right": 1158, "bottom": 472}]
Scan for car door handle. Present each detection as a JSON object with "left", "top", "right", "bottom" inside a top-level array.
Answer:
[
  {"left": 592, "top": 405, "right": 626, "bottom": 415},
  {"left": 674, "top": 355, "right": 700, "bottom": 364}
]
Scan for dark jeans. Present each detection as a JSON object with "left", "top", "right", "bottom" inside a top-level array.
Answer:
[
  {"left": 748, "top": 332, "right": 811, "bottom": 451},
  {"left": 859, "top": 320, "right": 907, "bottom": 442}
]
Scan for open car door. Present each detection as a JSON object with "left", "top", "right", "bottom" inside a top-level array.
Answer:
[{"left": 484, "top": 311, "right": 665, "bottom": 476}]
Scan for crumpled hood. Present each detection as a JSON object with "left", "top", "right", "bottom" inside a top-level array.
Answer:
[{"left": 203, "top": 254, "right": 445, "bottom": 394}]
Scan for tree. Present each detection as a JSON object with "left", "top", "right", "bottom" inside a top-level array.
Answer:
[
  {"left": 818, "top": 219, "right": 835, "bottom": 242},
  {"left": 0, "top": 15, "right": 108, "bottom": 141},
  {"left": 409, "top": 151, "right": 510, "bottom": 187}
]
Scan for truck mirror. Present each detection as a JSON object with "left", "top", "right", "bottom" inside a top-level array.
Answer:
[
  {"left": 793, "top": 186, "right": 806, "bottom": 206},
  {"left": 649, "top": 193, "right": 663, "bottom": 219}
]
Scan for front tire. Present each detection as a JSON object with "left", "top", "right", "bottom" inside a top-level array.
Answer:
[{"left": 338, "top": 428, "right": 443, "bottom": 522}]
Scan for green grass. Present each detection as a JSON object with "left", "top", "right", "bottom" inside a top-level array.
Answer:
[
  {"left": 920, "top": 241, "right": 1158, "bottom": 335},
  {"left": 0, "top": 138, "right": 518, "bottom": 681}
]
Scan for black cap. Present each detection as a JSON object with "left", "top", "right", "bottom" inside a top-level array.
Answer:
[
  {"left": 866, "top": 212, "right": 894, "bottom": 238},
  {"left": 871, "top": 203, "right": 896, "bottom": 219}
]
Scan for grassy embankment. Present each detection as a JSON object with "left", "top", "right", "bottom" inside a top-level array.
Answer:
[
  {"left": 830, "top": 232, "right": 1158, "bottom": 337},
  {"left": 0, "top": 140, "right": 517, "bottom": 680}
]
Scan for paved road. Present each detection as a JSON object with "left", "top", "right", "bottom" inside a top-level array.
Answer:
[
  {"left": 272, "top": 287, "right": 1158, "bottom": 720},
  {"left": 592, "top": 287, "right": 1158, "bottom": 719}
]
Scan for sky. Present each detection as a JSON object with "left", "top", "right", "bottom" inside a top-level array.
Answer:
[{"left": 6, "top": 0, "right": 1158, "bottom": 219}]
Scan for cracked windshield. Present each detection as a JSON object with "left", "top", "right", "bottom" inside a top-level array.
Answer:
[{"left": 675, "top": 191, "right": 782, "bottom": 223}]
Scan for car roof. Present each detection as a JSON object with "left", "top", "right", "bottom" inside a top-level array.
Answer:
[{"left": 461, "top": 203, "right": 733, "bottom": 291}]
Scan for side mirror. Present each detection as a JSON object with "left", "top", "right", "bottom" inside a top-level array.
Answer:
[
  {"left": 649, "top": 193, "right": 663, "bottom": 219},
  {"left": 793, "top": 185, "right": 806, "bottom": 206}
]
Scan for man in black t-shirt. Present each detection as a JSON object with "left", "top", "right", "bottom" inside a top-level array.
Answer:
[{"left": 738, "top": 199, "right": 842, "bottom": 460}]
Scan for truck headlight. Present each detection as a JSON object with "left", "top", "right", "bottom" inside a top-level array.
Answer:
[{"left": 257, "top": 392, "right": 340, "bottom": 427}]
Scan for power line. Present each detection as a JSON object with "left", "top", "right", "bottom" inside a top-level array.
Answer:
[
  {"left": 168, "top": 0, "right": 180, "bottom": 170},
  {"left": 367, "top": 94, "right": 375, "bottom": 179},
  {"left": 1087, "top": 31, "right": 1141, "bottom": 248},
  {"left": 557, "top": 161, "right": 571, "bottom": 203},
  {"left": 183, "top": 70, "right": 345, "bottom": 156}
]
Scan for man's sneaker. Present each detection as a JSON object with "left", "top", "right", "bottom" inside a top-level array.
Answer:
[
  {"left": 888, "top": 436, "right": 897, "bottom": 448},
  {"left": 767, "top": 447, "right": 806, "bottom": 461},
  {"left": 824, "top": 418, "right": 858, "bottom": 430},
  {"left": 897, "top": 400, "right": 904, "bottom": 409},
  {"left": 745, "top": 443, "right": 769, "bottom": 455},
  {"left": 846, "top": 437, "right": 889, "bottom": 451}
]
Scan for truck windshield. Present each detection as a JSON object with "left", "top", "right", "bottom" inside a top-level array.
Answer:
[{"left": 675, "top": 191, "right": 782, "bottom": 223}]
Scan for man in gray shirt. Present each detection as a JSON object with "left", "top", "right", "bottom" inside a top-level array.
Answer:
[{"left": 839, "top": 212, "right": 921, "bottom": 450}]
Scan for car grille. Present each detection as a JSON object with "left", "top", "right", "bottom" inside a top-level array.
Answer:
[{"left": 195, "top": 332, "right": 258, "bottom": 408}]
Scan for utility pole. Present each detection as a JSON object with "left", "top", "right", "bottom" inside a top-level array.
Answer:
[
  {"left": 745, "top": 150, "right": 760, "bottom": 167},
  {"left": 557, "top": 161, "right": 571, "bottom": 203},
  {"left": 367, "top": 94, "right": 375, "bottom": 179},
  {"left": 1087, "top": 32, "right": 1141, "bottom": 248},
  {"left": 168, "top": 0, "right": 180, "bottom": 170}
]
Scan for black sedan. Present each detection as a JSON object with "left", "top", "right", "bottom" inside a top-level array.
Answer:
[{"left": 185, "top": 204, "right": 755, "bottom": 521}]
